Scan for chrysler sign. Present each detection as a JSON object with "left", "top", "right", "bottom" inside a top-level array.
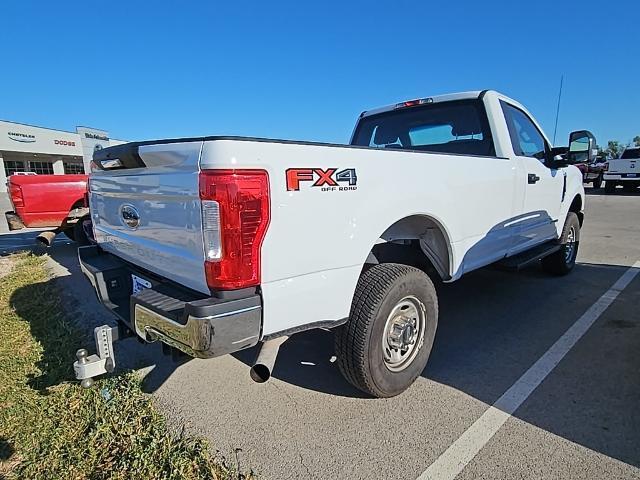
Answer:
[{"left": 8, "top": 131, "right": 36, "bottom": 143}]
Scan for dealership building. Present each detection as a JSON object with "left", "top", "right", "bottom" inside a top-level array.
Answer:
[{"left": 0, "top": 120, "right": 127, "bottom": 192}]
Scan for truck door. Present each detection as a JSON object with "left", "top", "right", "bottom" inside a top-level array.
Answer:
[{"left": 500, "top": 101, "right": 564, "bottom": 254}]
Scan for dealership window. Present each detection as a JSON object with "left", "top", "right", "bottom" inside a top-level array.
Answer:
[
  {"left": 4, "top": 160, "right": 26, "bottom": 177},
  {"left": 64, "top": 162, "right": 85, "bottom": 174},
  {"left": 28, "top": 161, "right": 54, "bottom": 175}
]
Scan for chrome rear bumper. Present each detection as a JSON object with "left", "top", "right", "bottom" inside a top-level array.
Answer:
[
  {"left": 133, "top": 302, "right": 261, "bottom": 358},
  {"left": 79, "top": 245, "right": 262, "bottom": 359}
]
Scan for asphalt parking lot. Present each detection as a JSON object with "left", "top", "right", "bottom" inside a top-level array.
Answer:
[{"left": 2, "top": 188, "right": 639, "bottom": 479}]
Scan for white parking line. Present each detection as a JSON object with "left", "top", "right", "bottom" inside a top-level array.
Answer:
[{"left": 417, "top": 261, "right": 640, "bottom": 480}]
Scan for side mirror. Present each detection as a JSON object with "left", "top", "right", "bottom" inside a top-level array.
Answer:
[
  {"left": 547, "top": 146, "right": 569, "bottom": 168},
  {"left": 567, "top": 130, "right": 597, "bottom": 164}
]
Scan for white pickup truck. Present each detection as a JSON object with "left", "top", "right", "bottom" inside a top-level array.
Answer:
[
  {"left": 75, "top": 90, "right": 593, "bottom": 397},
  {"left": 604, "top": 146, "right": 640, "bottom": 193}
]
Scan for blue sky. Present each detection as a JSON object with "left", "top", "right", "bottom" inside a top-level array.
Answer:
[{"left": 1, "top": 1, "right": 638, "bottom": 147}]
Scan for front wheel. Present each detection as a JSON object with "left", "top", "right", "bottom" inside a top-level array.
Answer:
[
  {"left": 334, "top": 263, "right": 438, "bottom": 398},
  {"left": 541, "top": 212, "right": 580, "bottom": 276}
]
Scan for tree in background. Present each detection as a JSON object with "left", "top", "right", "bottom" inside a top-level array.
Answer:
[
  {"left": 596, "top": 138, "right": 638, "bottom": 159},
  {"left": 606, "top": 140, "right": 625, "bottom": 159}
]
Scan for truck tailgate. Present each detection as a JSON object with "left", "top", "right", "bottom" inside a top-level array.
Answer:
[
  {"left": 89, "top": 141, "right": 209, "bottom": 294},
  {"left": 608, "top": 159, "right": 638, "bottom": 175}
]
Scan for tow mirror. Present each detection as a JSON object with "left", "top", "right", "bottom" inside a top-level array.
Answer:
[
  {"left": 567, "top": 130, "right": 596, "bottom": 164},
  {"left": 548, "top": 146, "right": 569, "bottom": 168}
]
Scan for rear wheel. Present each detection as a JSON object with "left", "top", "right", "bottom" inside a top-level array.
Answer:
[
  {"left": 604, "top": 181, "right": 616, "bottom": 194},
  {"left": 335, "top": 263, "right": 438, "bottom": 398},
  {"left": 592, "top": 174, "right": 603, "bottom": 189},
  {"left": 541, "top": 212, "right": 580, "bottom": 276}
]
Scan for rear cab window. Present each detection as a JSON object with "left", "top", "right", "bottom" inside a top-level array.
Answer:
[
  {"left": 621, "top": 148, "right": 640, "bottom": 159},
  {"left": 351, "top": 100, "right": 496, "bottom": 157}
]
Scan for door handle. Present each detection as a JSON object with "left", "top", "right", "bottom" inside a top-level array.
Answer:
[{"left": 528, "top": 173, "right": 540, "bottom": 184}]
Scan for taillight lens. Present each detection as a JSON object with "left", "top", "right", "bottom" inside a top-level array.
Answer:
[
  {"left": 199, "top": 169, "right": 270, "bottom": 290},
  {"left": 9, "top": 183, "right": 24, "bottom": 208}
]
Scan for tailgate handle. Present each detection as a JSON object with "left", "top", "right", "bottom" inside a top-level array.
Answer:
[{"left": 528, "top": 173, "right": 540, "bottom": 184}]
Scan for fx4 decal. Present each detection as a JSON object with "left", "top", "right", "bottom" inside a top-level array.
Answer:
[{"left": 286, "top": 168, "right": 358, "bottom": 192}]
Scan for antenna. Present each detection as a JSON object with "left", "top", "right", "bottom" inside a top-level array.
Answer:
[{"left": 552, "top": 75, "right": 564, "bottom": 145}]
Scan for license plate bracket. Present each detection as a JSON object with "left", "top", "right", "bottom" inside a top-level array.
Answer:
[{"left": 131, "top": 274, "right": 152, "bottom": 294}]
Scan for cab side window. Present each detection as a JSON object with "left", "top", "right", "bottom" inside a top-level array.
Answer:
[{"left": 501, "top": 101, "right": 548, "bottom": 162}]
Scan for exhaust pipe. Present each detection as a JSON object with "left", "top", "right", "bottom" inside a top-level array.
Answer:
[
  {"left": 249, "top": 336, "right": 289, "bottom": 383},
  {"left": 36, "top": 229, "right": 60, "bottom": 247}
]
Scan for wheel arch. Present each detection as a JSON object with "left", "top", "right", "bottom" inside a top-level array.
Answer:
[
  {"left": 367, "top": 214, "right": 454, "bottom": 281},
  {"left": 568, "top": 193, "right": 584, "bottom": 226}
]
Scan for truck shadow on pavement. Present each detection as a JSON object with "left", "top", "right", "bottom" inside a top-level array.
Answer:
[
  {"left": 235, "top": 261, "right": 640, "bottom": 468},
  {"left": 426, "top": 262, "right": 640, "bottom": 469},
  {"left": 233, "top": 330, "right": 364, "bottom": 397}
]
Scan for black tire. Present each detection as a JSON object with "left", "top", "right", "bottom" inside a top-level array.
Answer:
[
  {"left": 335, "top": 263, "right": 438, "bottom": 398},
  {"left": 604, "top": 181, "right": 616, "bottom": 194},
  {"left": 73, "top": 216, "right": 91, "bottom": 246},
  {"left": 593, "top": 174, "right": 603, "bottom": 189},
  {"left": 541, "top": 212, "right": 580, "bottom": 276}
]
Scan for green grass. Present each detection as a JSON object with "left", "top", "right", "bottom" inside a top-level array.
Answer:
[{"left": 0, "top": 253, "right": 235, "bottom": 480}]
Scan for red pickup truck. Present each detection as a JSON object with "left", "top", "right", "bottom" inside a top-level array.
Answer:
[{"left": 4, "top": 174, "right": 91, "bottom": 245}]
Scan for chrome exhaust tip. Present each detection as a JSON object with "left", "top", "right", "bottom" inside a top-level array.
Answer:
[{"left": 249, "top": 336, "right": 289, "bottom": 383}]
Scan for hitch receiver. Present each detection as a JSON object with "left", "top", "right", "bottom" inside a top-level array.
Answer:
[{"left": 73, "top": 324, "right": 130, "bottom": 388}]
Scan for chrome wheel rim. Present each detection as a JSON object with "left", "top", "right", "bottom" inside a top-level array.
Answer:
[
  {"left": 382, "top": 296, "right": 426, "bottom": 372},
  {"left": 564, "top": 226, "right": 577, "bottom": 263}
]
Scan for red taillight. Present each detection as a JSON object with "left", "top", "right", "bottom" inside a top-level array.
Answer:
[
  {"left": 9, "top": 183, "right": 24, "bottom": 208},
  {"left": 199, "top": 169, "right": 270, "bottom": 290}
]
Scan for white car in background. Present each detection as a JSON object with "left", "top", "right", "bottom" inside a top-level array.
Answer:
[{"left": 605, "top": 146, "right": 640, "bottom": 193}]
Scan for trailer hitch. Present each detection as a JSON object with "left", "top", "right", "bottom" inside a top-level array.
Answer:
[{"left": 73, "top": 324, "right": 131, "bottom": 388}]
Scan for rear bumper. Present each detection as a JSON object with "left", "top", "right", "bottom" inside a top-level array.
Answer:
[
  {"left": 604, "top": 174, "right": 639, "bottom": 181},
  {"left": 78, "top": 245, "right": 262, "bottom": 359}
]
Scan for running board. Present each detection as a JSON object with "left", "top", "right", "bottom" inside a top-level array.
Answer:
[{"left": 496, "top": 243, "right": 562, "bottom": 270}]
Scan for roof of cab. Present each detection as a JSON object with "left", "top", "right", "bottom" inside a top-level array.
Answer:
[{"left": 360, "top": 90, "right": 485, "bottom": 118}]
